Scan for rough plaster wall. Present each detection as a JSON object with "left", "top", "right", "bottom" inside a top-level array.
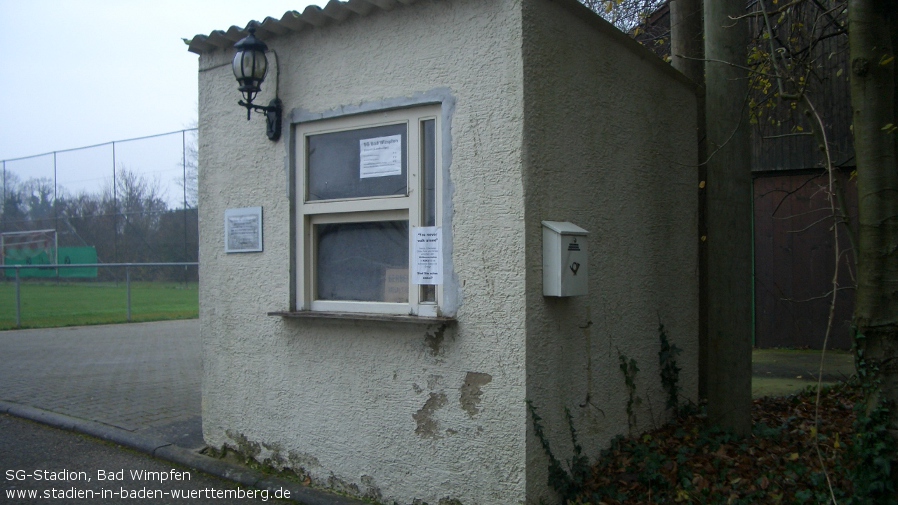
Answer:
[
  {"left": 520, "top": 1, "right": 699, "bottom": 502},
  {"left": 198, "top": 1, "right": 527, "bottom": 504}
]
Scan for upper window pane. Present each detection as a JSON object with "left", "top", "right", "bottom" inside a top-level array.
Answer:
[{"left": 307, "top": 124, "right": 407, "bottom": 201}]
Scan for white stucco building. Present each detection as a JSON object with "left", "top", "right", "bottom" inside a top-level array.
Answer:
[{"left": 188, "top": 0, "right": 699, "bottom": 503}]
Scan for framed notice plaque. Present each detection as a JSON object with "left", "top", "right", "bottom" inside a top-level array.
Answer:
[{"left": 225, "top": 207, "right": 263, "bottom": 253}]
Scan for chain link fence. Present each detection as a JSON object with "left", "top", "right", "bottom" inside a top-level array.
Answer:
[{"left": 1, "top": 129, "right": 198, "bottom": 283}]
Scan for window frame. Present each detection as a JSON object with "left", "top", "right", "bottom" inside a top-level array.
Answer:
[{"left": 294, "top": 105, "right": 443, "bottom": 317}]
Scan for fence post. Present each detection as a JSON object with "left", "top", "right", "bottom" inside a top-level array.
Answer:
[
  {"left": 126, "top": 266, "right": 132, "bottom": 322},
  {"left": 15, "top": 267, "right": 21, "bottom": 328}
]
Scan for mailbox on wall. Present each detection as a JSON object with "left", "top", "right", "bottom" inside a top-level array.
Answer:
[{"left": 542, "top": 221, "right": 589, "bottom": 297}]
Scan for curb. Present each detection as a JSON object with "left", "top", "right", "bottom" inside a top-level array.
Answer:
[{"left": 0, "top": 401, "right": 366, "bottom": 505}]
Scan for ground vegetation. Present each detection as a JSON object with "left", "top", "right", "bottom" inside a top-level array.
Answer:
[{"left": 573, "top": 381, "right": 893, "bottom": 504}]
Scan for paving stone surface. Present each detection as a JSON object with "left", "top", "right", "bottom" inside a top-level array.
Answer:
[
  {"left": 0, "top": 320, "right": 858, "bottom": 448},
  {"left": 0, "top": 320, "right": 202, "bottom": 448}
]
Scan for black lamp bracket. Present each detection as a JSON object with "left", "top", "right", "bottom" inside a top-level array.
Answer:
[{"left": 239, "top": 98, "right": 282, "bottom": 141}]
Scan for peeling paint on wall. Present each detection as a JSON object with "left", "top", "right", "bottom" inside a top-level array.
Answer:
[
  {"left": 261, "top": 441, "right": 286, "bottom": 467},
  {"left": 225, "top": 430, "right": 261, "bottom": 460},
  {"left": 327, "top": 474, "right": 365, "bottom": 498},
  {"left": 413, "top": 392, "right": 448, "bottom": 438},
  {"left": 424, "top": 325, "right": 447, "bottom": 357},
  {"left": 360, "top": 475, "right": 383, "bottom": 502},
  {"left": 459, "top": 372, "right": 492, "bottom": 417},
  {"left": 412, "top": 498, "right": 464, "bottom": 505},
  {"left": 287, "top": 450, "right": 321, "bottom": 477}
]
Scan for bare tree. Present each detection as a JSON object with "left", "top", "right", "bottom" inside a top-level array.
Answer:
[
  {"left": 669, "top": 0, "right": 707, "bottom": 397},
  {"left": 582, "top": 1, "right": 898, "bottom": 486},
  {"left": 21, "top": 177, "right": 55, "bottom": 221},
  {"left": 1, "top": 170, "right": 25, "bottom": 232},
  {"left": 704, "top": 0, "right": 754, "bottom": 436},
  {"left": 849, "top": 0, "right": 898, "bottom": 492},
  {"left": 580, "top": 0, "right": 668, "bottom": 32}
]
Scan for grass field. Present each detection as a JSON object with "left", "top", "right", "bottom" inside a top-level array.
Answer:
[{"left": 0, "top": 281, "right": 198, "bottom": 330}]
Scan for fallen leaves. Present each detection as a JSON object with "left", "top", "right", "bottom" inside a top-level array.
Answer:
[{"left": 578, "top": 382, "right": 862, "bottom": 504}]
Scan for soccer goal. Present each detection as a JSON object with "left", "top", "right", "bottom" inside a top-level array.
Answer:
[{"left": 0, "top": 229, "right": 58, "bottom": 267}]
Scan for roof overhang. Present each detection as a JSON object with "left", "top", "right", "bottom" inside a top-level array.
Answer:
[{"left": 184, "top": 0, "right": 420, "bottom": 54}]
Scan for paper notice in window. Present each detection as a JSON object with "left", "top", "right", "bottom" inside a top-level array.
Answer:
[
  {"left": 413, "top": 227, "right": 442, "bottom": 285},
  {"left": 384, "top": 268, "right": 409, "bottom": 303},
  {"left": 359, "top": 135, "right": 402, "bottom": 179}
]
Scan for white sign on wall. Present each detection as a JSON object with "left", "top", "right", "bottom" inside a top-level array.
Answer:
[
  {"left": 224, "top": 207, "right": 263, "bottom": 253},
  {"left": 359, "top": 134, "right": 402, "bottom": 179},
  {"left": 413, "top": 226, "right": 442, "bottom": 285}
]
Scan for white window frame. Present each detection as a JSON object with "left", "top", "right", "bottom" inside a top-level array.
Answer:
[{"left": 295, "top": 105, "right": 442, "bottom": 317}]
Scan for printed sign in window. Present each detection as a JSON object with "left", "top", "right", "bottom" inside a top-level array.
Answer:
[
  {"left": 359, "top": 134, "right": 402, "bottom": 179},
  {"left": 224, "top": 207, "right": 263, "bottom": 253},
  {"left": 384, "top": 268, "right": 409, "bottom": 303},
  {"left": 413, "top": 227, "right": 442, "bottom": 285}
]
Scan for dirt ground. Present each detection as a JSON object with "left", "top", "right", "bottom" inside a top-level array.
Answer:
[{"left": 752, "top": 348, "right": 855, "bottom": 398}]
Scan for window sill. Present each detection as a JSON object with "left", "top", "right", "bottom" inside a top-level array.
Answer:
[{"left": 268, "top": 310, "right": 456, "bottom": 325}]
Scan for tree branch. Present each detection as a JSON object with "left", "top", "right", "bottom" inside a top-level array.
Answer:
[
  {"left": 731, "top": 0, "right": 808, "bottom": 20},
  {"left": 761, "top": 132, "right": 816, "bottom": 139},
  {"left": 676, "top": 55, "right": 782, "bottom": 79}
]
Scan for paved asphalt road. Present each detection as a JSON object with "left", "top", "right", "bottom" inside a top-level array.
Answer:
[{"left": 0, "top": 414, "right": 292, "bottom": 504}]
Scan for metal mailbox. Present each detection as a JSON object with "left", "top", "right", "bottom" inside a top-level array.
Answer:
[{"left": 542, "top": 221, "right": 589, "bottom": 297}]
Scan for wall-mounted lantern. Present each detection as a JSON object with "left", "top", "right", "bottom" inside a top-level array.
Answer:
[{"left": 232, "top": 28, "right": 282, "bottom": 141}]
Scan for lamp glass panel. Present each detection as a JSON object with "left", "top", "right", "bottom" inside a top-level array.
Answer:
[
  {"left": 232, "top": 53, "right": 242, "bottom": 79},
  {"left": 250, "top": 51, "right": 267, "bottom": 79},
  {"left": 232, "top": 51, "right": 268, "bottom": 82}
]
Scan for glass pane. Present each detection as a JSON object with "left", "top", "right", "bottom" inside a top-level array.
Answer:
[
  {"left": 421, "top": 119, "right": 437, "bottom": 303},
  {"left": 316, "top": 221, "right": 409, "bottom": 302},
  {"left": 232, "top": 51, "right": 267, "bottom": 80},
  {"left": 307, "top": 124, "right": 407, "bottom": 201},
  {"left": 422, "top": 119, "right": 436, "bottom": 227}
]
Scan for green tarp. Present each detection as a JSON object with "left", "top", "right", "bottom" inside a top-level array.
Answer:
[{"left": 3, "top": 247, "right": 98, "bottom": 278}]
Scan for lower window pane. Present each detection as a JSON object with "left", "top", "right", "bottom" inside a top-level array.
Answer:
[{"left": 316, "top": 221, "right": 409, "bottom": 302}]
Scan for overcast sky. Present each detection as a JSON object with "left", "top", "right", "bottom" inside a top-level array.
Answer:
[{"left": 0, "top": 0, "right": 320, "bottom": 162}]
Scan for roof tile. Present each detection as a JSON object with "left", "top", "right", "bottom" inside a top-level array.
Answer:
[{"left": 186, "top": 0, "right": 418, "bottom": 54}]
